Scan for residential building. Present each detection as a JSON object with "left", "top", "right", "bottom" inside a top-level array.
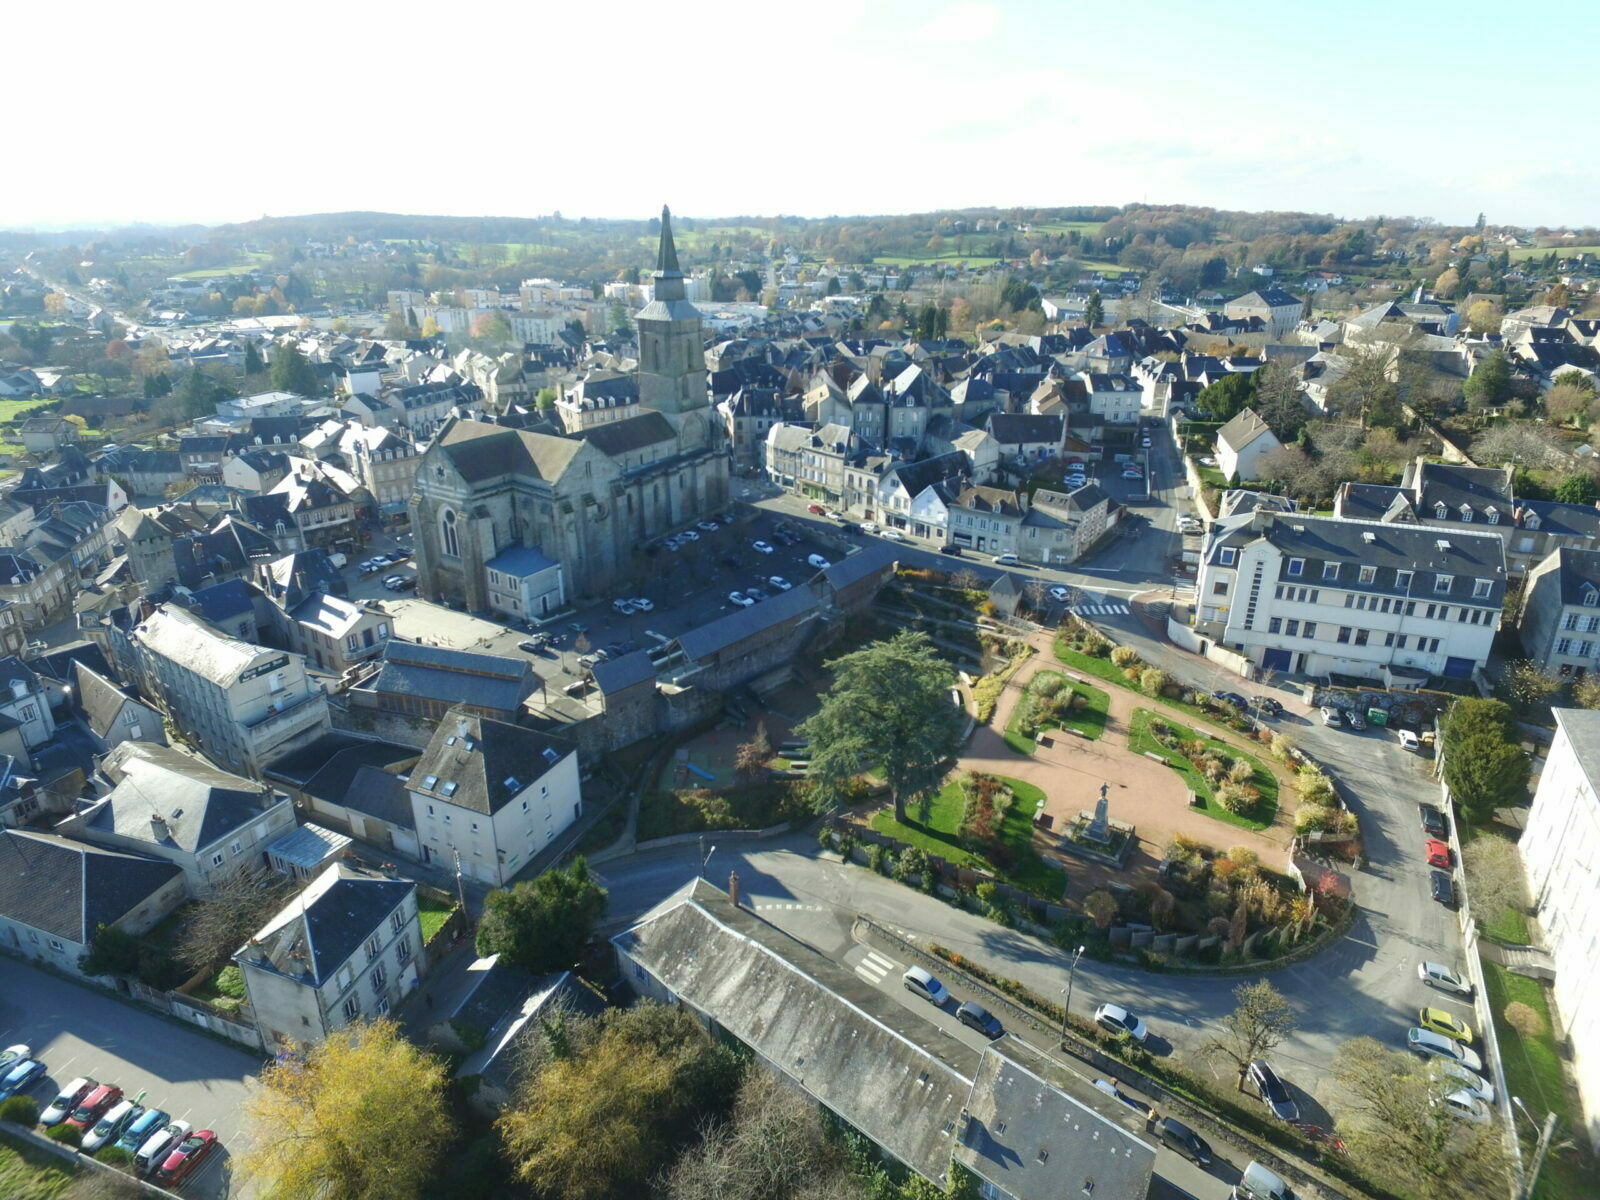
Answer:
[
  {"left": 408, "top": 710, "right": 580, "bottom": 885},
  {"left": 234, "top": 861, "right": 421, "bottom": 1048},
  {"left": 1517, "top": 708, "right": 1600, "bottom": 1150},
  {"left": 340, "top": 425, "right": 419, "bottom": 526},
  {"left": 73, "top": 661, "right": 166, "bottom": 753},
  {"left": 19, "top": 417, "right": 78, "bottom": 455},
  {"left": 128, "top": 604, "right": 332, "bottom": 775},
  {"left": 1194, "top": 509, "right": 1505, "bottom": 682},
  {"left": 615, "top": 879, "right": 1158, "bottom": 1200},
  {"left": 0, "top": 656, "right": 56, "bottom": 749},
  {"left": 0, "top": 829, "right": 186, "bottom": 978},
  {"left": 1518, "top": 547, "right": 1600, "bottom": 678},
  {"left": 242, "top": 469, "right": 357, "bottom": 555},
  {"left": 947, "top": 486, "right": 1026, "bottom": 556},
  {"left": 1214, "top": 407, "right": 1283, "bottom": 484},
  {"left": 1224, "top": 287, "right": 1304, "bottom": 339},
  {"left": 283, "top": 592, "right": 391, "bottom": 673},
  {"left": 1081, "top": 372, "right": 1141, "bottom": 425},
  {"left": 264, "top": 735, "right": 422, "bottom": 859},
  {"left": 0, "top": 600, "right": 25, "bottom": 661},
  {"left": 66, "top": 742, "right": 295, "bottom": 892},
  {"left": 983, "top": 413, "right": 1066, "bottom": 465},
  {"left": 1334, "top": 457, "right": 1600, "bottom": 575},
  {"left": 484, "top": 546, "right": 566, "bottom": 623},
  {"left": 1023, "top": 484, "right": 1113, "bottom": 565}
]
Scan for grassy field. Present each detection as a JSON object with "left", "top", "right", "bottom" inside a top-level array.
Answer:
[
  {"left": 870, "top": 774, "right": 1061, "bottom": 899},
  {"left": 1003, "top": 669, "right": 1109, "bottom": 753},
  {"left": 168, "top": 251, "right": 273, "bottom": 280},
  {"left": 417, "top": 892, "right": 456, "bottom": 944},
  {"left": 1508, "top": 243, "right": 1600, "bottom": 261},
  {"left": 1126, "top": 708, "right": 1278, "bottom": 831},
  {"left": 1480, "top": 960, "right": 1593, "bottom": 1199},
  {"left": 0, "top": 1132, "right": 77, "bottom": 1199},
  {"left": 1031, "top": 220, "right": 1104, "bottom": 238},
  {"left": 873, "top": 253, "right": 1005, "bottom": 267},
  {"left": 0, "top": 398, "right": 52, "bottom": 425}
]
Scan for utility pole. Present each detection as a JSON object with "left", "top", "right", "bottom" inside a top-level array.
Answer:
[
  {"left": 1061, "top": 944, "right": 1085, "bottom": 1047},
  {"left": 1513, "top": 1097, "right": 1560, "bottom": 1200}
]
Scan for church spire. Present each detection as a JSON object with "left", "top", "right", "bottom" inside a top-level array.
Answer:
[{"left": 656, "top": 205, "right": 681, "bottom": 276}]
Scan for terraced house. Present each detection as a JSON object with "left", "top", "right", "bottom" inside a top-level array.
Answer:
[{"left": 1195, "top": 508, "right": 1506, "bottom": 684}]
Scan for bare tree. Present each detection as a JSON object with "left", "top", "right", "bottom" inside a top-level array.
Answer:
[
  {"left": 178, "top": 868, "right": 294, "bottom": 973},
  {"left": 734, "top": 722, "right": 773, "bottom": 781},
  {"left": 1461, "top": 835, "right": 1528, "bottom": 933},
  {"left": 1470, "top": 423, "right": 1568, "bottom": 471},
  {"left": 1203, "top": 980, "right": 1295, "bottom": 1092}
]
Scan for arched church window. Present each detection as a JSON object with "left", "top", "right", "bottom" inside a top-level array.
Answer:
[{"left": 441, "top": 508, "right": 460, "bottom": 557}]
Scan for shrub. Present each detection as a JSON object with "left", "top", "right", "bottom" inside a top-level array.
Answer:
[
  {"left": 215, "top": 965, "right": 246, "bottom": 1000},
  {"left": 866, "top": 843, "right": 886, "bottom": 874},
  {"left": 894, "top": 845, "right": 930, "bottom": 883},
  {"left": 1083, "top": 889, "right": 1118, "bottom": 929},
  {"left": 1110, "top": 646, "right": 1139, "bottom": 668},
  {"left": 1226, "top": 847, "right": 1261, "bottom": 873},
  {"left": 1270, "top": 732, "right": 1298, "bottom": 761},
  {"left": 96, "top": 1146, "right": 135, "bottom": 1170},
  {"left": 47, "top": 1122, "right": 82, "bottom": 1147},
  {"left": 0, "top": 1095, "right": 39, "bottom": 1125},
  {"left": 1215, "top": 784, "right": 1255, "bottom": 815},
  {"left": 817, "top": 826, "right": 836, "bottom": 851},
  {"left": 1033, "top": 674, "right": 1065, "bottom": 699},
  {"left": 1228, "top": 758, "right": 1254, "bottom": 785},
  {"left": 1068, "top": 692, "right": 1088, "bottom": 711},
  {"left": 1139, "top": 667, "right": 1170, "bottom": 697},
  {"left": 1296, "top": 766, "right": 1337, "bottom": 807}
]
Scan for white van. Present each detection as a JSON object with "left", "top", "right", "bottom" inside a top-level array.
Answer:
[
  {"left": 1232, "top": 1161, "right": 1295, "bottom": 1200},
  {"left": 993, "top": 553, "right": 1019, "bottom": 566}
]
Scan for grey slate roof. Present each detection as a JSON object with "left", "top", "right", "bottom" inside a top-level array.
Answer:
[
  {"left": 92, "top": 742, "right": 272, "bottom": 853},
  {"left": 1216, "top": 407, "right": 1278, "bottom": 454},
  {"left": 0, "top": 828, "right": 181, "bottom": 944},
  {"left": 1552, "top": 708, "right": 1600, "bottom": 794},
  {"left": 242, "top": 861, "right": 413, "bottom": 987},
  {"left": 263, "top": 735, "right": 419, "bottom": 828},
  {"left": 582, "top": 412, "right": 678, "bottom": 457},
  {"left": 370, "top": 641, "right": 536, "bottom": 715},
  {"left": 1538, "top": 547, "right": 1600, "bottom": 607},
  {"left": 820, "top": 542, "right": 898, "bottom": 593},
  {"left": 984, "top": 413, "right": 1064, "bottom": 444},
  {"left": 675, "top": 584, "right": 818, "bottom": 662},
  {"left": 73, "top": 661, "right": 142, "bottom": 741},
  {"left": 590, "top": 649, "right": 657, "bottom": 696},
  {"left": 409, "top": 711, "right": 573, "bottom": 817}
]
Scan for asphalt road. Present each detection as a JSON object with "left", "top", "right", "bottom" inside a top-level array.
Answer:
[{"left": 0, "top": 957, "right": 256, "bottom": 1197}]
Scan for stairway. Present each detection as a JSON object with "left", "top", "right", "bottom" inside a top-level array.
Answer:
[{"left": 1480, "top": 940, "right": 1556, "bottom": 982}]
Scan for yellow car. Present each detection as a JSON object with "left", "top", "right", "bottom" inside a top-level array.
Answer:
[{"left": 1418, "top": 1007, "right": 1474, "bottom": 1045}]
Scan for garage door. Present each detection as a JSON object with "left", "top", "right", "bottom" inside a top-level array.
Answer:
[
  {"left": 1443, "top": 656, "right": 1475, "bottom": 679},
  {"left": 1262, "top": 648, "right": 1292, "bottom": 673}
]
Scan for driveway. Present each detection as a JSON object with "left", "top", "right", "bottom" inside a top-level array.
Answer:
[{"left": 0, "top": 958, "right": 257, "bottom": 1198}]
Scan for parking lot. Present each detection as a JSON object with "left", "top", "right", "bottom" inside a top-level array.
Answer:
[{"left": 0, "top": 958, "right": 256, "bottom": 1197}]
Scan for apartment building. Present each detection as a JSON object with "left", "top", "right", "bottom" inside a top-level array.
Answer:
[{"left": 1195, "top": 509, "right": 1505, "bottom": 682}]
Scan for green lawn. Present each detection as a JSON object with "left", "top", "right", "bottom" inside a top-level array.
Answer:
[
  {"left": 1509, "top": 243, "right": 1600, "bottom": 261},
  {"left": 1003, "top": 669, "right": 1109, "bottom": 753},
  {"left": 1460, "top": 824, "right": 1532, "bottom": 944},
  {"left": 1030, "top": 220, "right": 1104, "bottom": 237},
  {"left": 1126, "top": 708, "right": 1277, "bottom": 831},
  {"left": 417, "top": 892, "right": 456, "bottom": 944},
  {"left": 0, "top": 398, "right": 52, "bottom": 424},
  {"left": 1480, "top": 960, "right": 1593, "bottom": 1200},
  {"left": 168, "top": 251, "right": 273, "bottom": 280},
  {"left": 0, "top": 1132, "right": 77, "bottom": 1198},
  {"left": 872, "top": 253, "right": 1005, "bottom": 268},
  {"left": 870, "top": 774, "right": 1062, "bottom": 899},
  {"left": 1052, "top": 635, "right": 1245, "bottom": 734}
]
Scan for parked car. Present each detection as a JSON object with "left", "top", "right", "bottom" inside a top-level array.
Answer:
[
  {"left": 680, "top": 529, "right": 700, "bottom": 542},
  {"left": 1417, "top": 1007, "right": 1474, "bottom": 1044},
  {"left": 1425, "top": 839, "right": 1452, "bottom": 869},
  {"left": 1430, "top": 870, "right": 1456, "bottom": 907},
  {"left": 1065, "top": 474, "right": 1087, "bottom": 488},
  {"left": 1213, "top": 690, "right": 1249, "bottom": 710},
  {"left": 612, "top": 598, "right": 636, "bottom": 614},
  {"left": 1252, "top": 696, "right": 1283, "bottom": 717},
  {"left": 938, "top": 545, "right": 963, "bottom": 557},
  {"left": 40, "top": 1077, "right": 93, "bottom": 1126},
  {"left": 1418, "top": 803, "right": 1447, "bottom": 837},
  {"left": 1430, "top": 1059, "right": 1495, "bottom": 1104},
  {"left": 860, "top": 522, "right": 880, "bottom": 534},
  {"left": 1122, "top": 468, "right": 1144, "bottom": 480},
  {"left": 1319, "top": 705, "right": 1341, "bottom": 726},
  {"left": 1157, "top": 1116, "right": 1212, "bottom": 1166},
  {"left": 902, "top": 966, "right": 950, "bottom": 1006},
  {"left": 1437, "top": 1089, "right": 1493, "bottom": 1124},
  {"left": 956, "top": 1001, "right": 1004, "bottom": 1039},
  {"left": 993, "top": 553, "right": 1019, "bottom": 566},
  {"left": 633, "top": 597, "right": 654, "bottom": 612},
  {"left": 66, "top": 1083, "right": 122, "bottom": 1130},
  {"left": 1092, "top": 1003, "right": 1149, "bottom": 1043},
  {"left": 0, "top": 1058, "right": 45, "bottom": 1101},
  {"left": 156, "top": 1129, "right": 218, "bottom": 1185},
  {"left": 1417, "top": 961, "right": 1472, "bottom": 997},
  {"left": 807, "top": 554, "right": 831, "bottom": 569},
  {"left": 115, "top": 1108, "right": 169, "bottom": 1157},
  {"left": 767, "top": 576, "right": 792, "bottom": 592},
  {"left": 1406, "top": 1026, "right": 1482, "bottom": 1072},
  {"left": 1246, "top": 1059, "right": 1299, "bottom": 1122},
  {"left": 82, "top": 1099, "right": 140, "bottom": 1154},
  {"left": 1398, "top": 729, "right": 1421, "bottom": 752},
  {"left": 1048, "top": 586, "right": 1072, "bottom": 602},
  {"left": 0, "top": 1045, "right": 29, "bottom": 1074},
  {"left": 1342, "top": 708, "right": 1367, "bottom": 731},
  {"left": 517, "top": 640, "right": 545, "bottom": 655},
  {"left": 881, "top": 528, "right": 905, "bottom": 542},
  {"left": 745, "top": 588, "right": 766, "bottom": 602},
  {"left": 697, "top": 520, "right": 720, "bottom": 533},
  {"left": 728, "top": 592, "right": 754, "bottom": 608},
  {"left": 1141, "top": 435, "right": 1152, "bottom": 447},
  {"left": 752, "top": 540, "right": 774, "bottom": 554},
  {"left": 135, "top": 1119, "right": 191, "bottom": 1177},
  {"left": 807, "top": 503, "right": 827, "bottom": 515}
]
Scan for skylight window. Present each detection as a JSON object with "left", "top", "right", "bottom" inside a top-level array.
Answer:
[
  {"left": 422, "top": 775, "right": 439, "bottom": 790},
  {"left": 440, "top": 781, "right": 458, "bottom": 797},
  {"left": 504, "top": 776, "right": 521, "bottom": 792}
]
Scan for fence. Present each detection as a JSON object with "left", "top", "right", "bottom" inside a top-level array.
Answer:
[
  {"left": 1166, "top": 616, "right": 1255, "bottom": 677},
  {"left": 0, "top": 1123, "right": 183, "bottom": 1198}
]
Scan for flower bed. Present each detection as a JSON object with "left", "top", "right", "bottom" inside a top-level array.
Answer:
[
  {"left": 1128, "top": 708, "right": 1278, "bottom": 831},
  {"left": 1004, "top": 669, "right": 1109, "bottom": 752}
]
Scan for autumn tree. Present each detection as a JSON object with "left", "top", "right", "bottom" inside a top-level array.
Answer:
[
  {"left": 1203, "top": 980, "right": 1295, "bottom": 1092},
  {"left": 1544, "top": 377, "right": 1596, "bottom": 427},
  {"left": 1465, "top": 299, "right": 1504, "bottom": 335},
  {"left": 237, "top": 1019, "right": 454, "bottom": 1200},
  {"left": 734, "top": 722, "right": 773, "bottom": 781},
  {"left": 1334, "top": 1037, "right": 1509, "bottom": 1199},
  {"left": 1500, "top": 659, "right": 1562, "bottom": 711},
  {"left": 499, "top": 1003, "right": 741, "bottom": 1200},
  {"left": 798, "top": 631, "right": 963, "bottom": 824},
  {"left": 1461, "top": 834, "right": 1528, "bottom": 933}
]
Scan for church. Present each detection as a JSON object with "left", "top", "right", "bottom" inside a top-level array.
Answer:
[{"left": 410, "top": 208, "right": 730, "bottom": 616}]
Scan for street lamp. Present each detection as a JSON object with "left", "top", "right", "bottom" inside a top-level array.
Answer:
[
  {"left": 1061, "top": 944, "right": 1085, "bottom": 1046},
  {"left": 699, "top": 837, "right": 717, "bottom": 880},
  {"left": 1511, "top": 1096, "right": 1561, "bottom": 1200}
]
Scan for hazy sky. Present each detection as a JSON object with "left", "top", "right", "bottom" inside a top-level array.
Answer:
[{"left": 9, "top": 0, "right": 1594, "bottom": 231}]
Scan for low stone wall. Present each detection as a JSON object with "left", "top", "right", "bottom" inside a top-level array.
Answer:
[{"left": 1167, "top": 616, "right": 1255, "bottom": 678}]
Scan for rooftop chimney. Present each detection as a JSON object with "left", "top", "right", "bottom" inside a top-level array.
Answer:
[
  {"left": 727, "top": 870, "right": 742, "bottom": 909},
  {"left": 150, "top": 812, "right": 169, "bottom": 840}
]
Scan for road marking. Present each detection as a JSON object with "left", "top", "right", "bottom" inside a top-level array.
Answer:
[
  {"left": 1073, "top": 604, "right": 1130, "bottom": 616},
  {"left": 753, "top": 902, "right": 824, "bottom": 914},
  {"left": 855, "top": 950, "right": 897, "bottom": 985}
]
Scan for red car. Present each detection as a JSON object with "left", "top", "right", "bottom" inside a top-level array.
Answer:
[
  {"left": 65, "top": 1083, "right": 122, "bottom": 1130},
  {"left": 806, "top": 503, "right": 826, "bottom": 515},
  {"left": 1425, "top": 839, "right": 1452, "bottom": 868},
  {"left": 157, "top": 1129, "right": 217, "bottom": 1184}
]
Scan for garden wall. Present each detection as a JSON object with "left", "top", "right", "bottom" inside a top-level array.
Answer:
[{"left": 1166, "top": 616, "right": 1254, "bottom": 678}]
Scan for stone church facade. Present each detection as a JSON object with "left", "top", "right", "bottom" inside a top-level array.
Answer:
[{"left": 410, "top": 208, "right": 730, "bottom": 612}]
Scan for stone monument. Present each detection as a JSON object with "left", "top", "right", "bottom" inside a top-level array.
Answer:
[{"left": 1085, "top": 782, "right": 1111, "bottom": 844}]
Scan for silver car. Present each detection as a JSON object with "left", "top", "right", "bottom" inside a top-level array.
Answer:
[{"left": 1407, "top": 1026, "right": 1483, "bottom": 1073}]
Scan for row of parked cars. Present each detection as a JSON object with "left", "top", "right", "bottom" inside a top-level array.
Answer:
[{"left": 0, "top": 1045, "right": 218, "bottom": 1184}]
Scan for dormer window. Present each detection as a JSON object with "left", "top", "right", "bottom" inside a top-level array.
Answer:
[
  {"left": 1459, "top": 505, "right": 1472, "bottom": 522},
  {"left": 1585, "top": 585, "right": 1599, "bottom": 608},
  {"left": 1219, "top": 547, "right": 1237, "bottom": 566},
  {"left": 1433, "top": 502, "right": 1447, "bottom": 519},
  {"left": 1322, "top": 562, "right": 1339, "bottom": 580},
  {"left": 1526, "top": 513, "right": 1541, "bottom": 530},
  {"left": 1486, "top": 508, "right": 1500, "bottom": 525}
]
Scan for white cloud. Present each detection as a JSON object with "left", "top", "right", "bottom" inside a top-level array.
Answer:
[{"left": 920, "top": 2, "right": 999, "bottom": 44}]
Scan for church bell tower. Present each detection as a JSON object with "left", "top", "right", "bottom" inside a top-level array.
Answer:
[{"left": 636, "top": 206, "right": 709, "bottom": 419}]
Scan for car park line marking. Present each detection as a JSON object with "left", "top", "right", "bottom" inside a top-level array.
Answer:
[{"left": 855, "top": 950, "right": 897, "bottom": 985}]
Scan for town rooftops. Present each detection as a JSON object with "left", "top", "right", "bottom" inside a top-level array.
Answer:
[
  {"left": 1216, "top": 407, "right": 1277, "bottom": 453},
  {"left": 485, "top": 545, "right": 558, "bottom": 577},
  {"left": 239, "top": 861, "right": 413, "bottom": 986},
  {"left": 1229, "top": 286, "right": 1302, "bottom": 309},
  {"left": 409, "top": 709, "right": 574, "bottom": 816},
  {"left": 1536, "top": 546, "right": 1600, "bottom": 608},
  {"left": 92, "top": 741, "right": 274, "bottom": 852},
  {"left": 130, "top": 604, "right": 267, "bottom": 686},
  {"left": 0, "top": 828, "right": 181, "bottom": 944},
  {"left": 369, "top": 641, "right": 536, "bottom": 715}
]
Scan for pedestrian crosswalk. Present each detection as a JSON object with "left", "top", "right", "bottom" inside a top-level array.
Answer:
[
  {"left": 1073, "top": 603, "right": 1130, "bottom": 616},
  {"left": 854, "top": 948, "right": 898, "bottom": 985}
]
